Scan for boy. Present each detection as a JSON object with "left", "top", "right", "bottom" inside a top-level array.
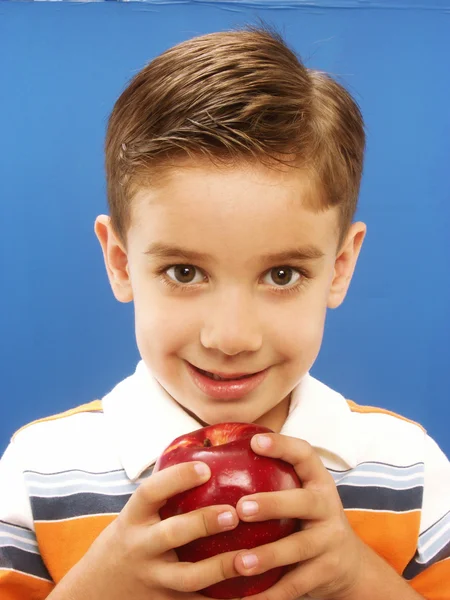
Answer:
[{"left": 1, "top": 26, "right": 449, "bottom": 600}]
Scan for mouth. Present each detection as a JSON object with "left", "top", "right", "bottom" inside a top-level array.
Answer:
[{"left": 186, "top": 362, "right": 269, "bottom": 400}]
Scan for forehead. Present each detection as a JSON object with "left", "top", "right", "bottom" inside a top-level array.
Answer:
[{"left": 129, "top": 161, "right": 340, "bottom": 257}]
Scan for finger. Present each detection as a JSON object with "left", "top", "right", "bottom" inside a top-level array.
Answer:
[
  {"left": 124, "top": 461, "right": 211, "bottom": 525},
  {"left": 251, "top": 434, "right": 334, "bottom": 488},
  {"left": 149, "top": 504, "right": 239, "bottom": 556},
  {"left": 236, "top": 487, "right": 327, "bottom": 522},
  {"left": 243, "top": 554, "right": 334, "bottom": 600},
  {"left": 153, "top": 548, "right": 241, "bottom": 593},
  {"left": 234, "top": 526, "right": 328, "bottom": 577}
]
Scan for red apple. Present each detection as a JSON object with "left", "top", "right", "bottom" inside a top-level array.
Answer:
[{"left": 153, "top": 422, "right": 301, "bottom": 599}]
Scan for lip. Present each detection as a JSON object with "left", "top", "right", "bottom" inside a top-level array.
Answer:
[{"left": 186, "top": 362, "right": 269, "bottom": 400}]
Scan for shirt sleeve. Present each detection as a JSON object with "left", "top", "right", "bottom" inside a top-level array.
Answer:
[
  {"left": 402, "top": 434, "right": 450, "bottom": 600},
  {"left": 0, "top": 440, "right": 55, "bottom": 599}
]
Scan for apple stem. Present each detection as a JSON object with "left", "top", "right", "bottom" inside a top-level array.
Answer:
[{"left": 203, "top": 438, "right": 212, "bottom": 447}]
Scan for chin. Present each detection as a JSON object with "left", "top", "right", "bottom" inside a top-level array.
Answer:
[
  {"left": 182, "top": 402, "right": 240, "bottom": 425},
  {"left": 200, "top": 406, "right": 260, "bottom": 427}
]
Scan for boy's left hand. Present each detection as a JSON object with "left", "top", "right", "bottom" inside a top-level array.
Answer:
[{"left": 233, "top": 432, "right": 365, "bottom": 600}]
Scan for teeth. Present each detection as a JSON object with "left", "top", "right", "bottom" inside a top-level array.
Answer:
[
  {"left": 211, "top": 373, "right": 224, "bottom": 381},
  {"left": 203, "top": 371, "right": 248, "bottom": 381},
  {"left": 201, "top": 369, "right": 250, "bottom": 381}
]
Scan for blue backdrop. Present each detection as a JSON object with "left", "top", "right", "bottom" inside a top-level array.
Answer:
[{"left": 1, "top": 0, "right": 449, "bottom": 456}]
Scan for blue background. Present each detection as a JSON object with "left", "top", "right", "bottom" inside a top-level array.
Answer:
[{"left": 1, "top": 0, "right": 449, "bottom": 456}]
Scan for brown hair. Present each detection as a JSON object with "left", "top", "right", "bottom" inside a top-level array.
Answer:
[{"left": 105, "top": 25, "right": 365, "bottom": 248}]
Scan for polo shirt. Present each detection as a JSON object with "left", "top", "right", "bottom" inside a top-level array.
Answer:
[{"left": 1, "top": 360, "right": 449, "bottom": 599}]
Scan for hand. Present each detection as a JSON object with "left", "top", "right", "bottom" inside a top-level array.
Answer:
[
  {"left": 231, "top": 433, "right": 365, "bottom": 600},
  {"left": 48, "top": 461, "right": 242, "bottom": 600}
]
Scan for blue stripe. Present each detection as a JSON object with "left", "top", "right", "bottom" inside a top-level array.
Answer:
[
  {"left": 0, "top": 520, "right": 36, "bottom": 543},
  {"left": 0, "top": 546, "right": 53, "bottom": 582},
  {"left": 31, "top": 492, "right": 132, "bottom": 521},
  {"left": 418, "top": 511, "right": 450, "bottom": 563},
  {"left": 0, "top": 521, "right": 38, "bottom": 554},
  {"left": 330, "top": 462, "right": 424, "bottom": 491},
  {"left": 0, "top": 536, "right": 38, "bottom": 554},
  {"left": 27, "top": 479, "right": 138, "bottom": 498},
  {"left": 420, "top": 509, "right": 450, "bottom": 543},
  {"left": 24, "top": 469, "right": 143, "bottom": 498}
]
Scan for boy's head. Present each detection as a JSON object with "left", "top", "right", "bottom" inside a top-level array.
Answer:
[{"left": 95, "top": 26, "right": 366, "bottom": 431}]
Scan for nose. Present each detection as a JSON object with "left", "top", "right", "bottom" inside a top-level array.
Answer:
[{"left": 200, "top": 290, "right": 263, "bottom": 356}]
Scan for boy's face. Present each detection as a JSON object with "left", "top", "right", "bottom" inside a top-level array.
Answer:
[{"left": 96, "top": 161, "right": 365, "bottom": 432}]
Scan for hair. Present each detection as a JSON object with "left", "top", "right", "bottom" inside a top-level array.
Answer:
[{"left": 105, "top": 25, "right": 365, "bottom": 249}]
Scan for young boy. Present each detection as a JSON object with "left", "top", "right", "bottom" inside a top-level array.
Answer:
[{"left": 1, "top": 26, "right": 449, "bottom": 600}]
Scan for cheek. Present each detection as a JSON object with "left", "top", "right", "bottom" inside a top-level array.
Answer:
[
  {"left": 270, "top": 295, "right": 327, "bottom": 361},
  {"left": 133, "top": 294, "right": 199, "bottom": 358}
]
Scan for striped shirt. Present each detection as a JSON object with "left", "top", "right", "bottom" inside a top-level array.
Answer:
[{"left": 1, "top": 361, "right": 449, "bottom": 599}]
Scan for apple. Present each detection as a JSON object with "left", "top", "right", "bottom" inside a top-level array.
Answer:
[{"left": 153, "top": 422, "right": 301, "bottom": 599}]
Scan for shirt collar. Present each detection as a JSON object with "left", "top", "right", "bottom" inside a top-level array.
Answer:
[{"left": 102, "top": 361, "right": 357, "bottom": 482}]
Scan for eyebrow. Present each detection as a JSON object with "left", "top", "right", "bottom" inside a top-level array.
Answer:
[{"left": 144, "top": 242, "right": 325, "bottom": 263}]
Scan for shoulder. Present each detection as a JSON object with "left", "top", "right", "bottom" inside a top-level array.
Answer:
[
  {"left": 342, "top": 398, "right": 450, "bottom": 526},
  {"left": 346, "top": 399, "right": 425, "bottom": 431},
  {"left": 345, "top": 397, "right": 427, "bottom": 466},
  {"left": 12, "top": 399, "right": 105, "bottom": 451},
  {"left": 10, "top": 399, "right": 120, "bottom": 476},
  {"left": 13, "top": 400, "right": 104, "bottom": 439}
]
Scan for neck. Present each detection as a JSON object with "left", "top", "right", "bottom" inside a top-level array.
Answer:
[{"left": 254, "top": 392, "right": 291, "bottom": 432}]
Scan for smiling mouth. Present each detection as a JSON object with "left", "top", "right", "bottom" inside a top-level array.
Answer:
[{"left": 187, "top": 362, "right": 269, "bottom": 400}]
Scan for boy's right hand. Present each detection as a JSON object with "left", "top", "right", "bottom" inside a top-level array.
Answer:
[{"left": 48, "top": 461, "right": 242, "bottom": 600}]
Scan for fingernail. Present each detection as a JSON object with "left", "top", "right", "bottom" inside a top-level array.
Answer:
[
  {"left": 256, "top": 435, "right": 272, "bottom": 448},
  {"left": 194, "top": 463, "right": 210, "bottom": 478},
  {"left": 241, "top": 553, "right": 258, "bottom": 569},
  {"left": 241, "top": 500, "right": 259, "bottom": 516},
  {"left": 218, "top": 511, "right": 235, "bottom": 528}
]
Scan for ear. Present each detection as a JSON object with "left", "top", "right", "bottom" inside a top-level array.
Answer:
[
  {"left": 94, "top": 215, "right": 133, "bottom": 303},
  {"left": 327, "top": 221, "right": 366, "bottom": 309}
]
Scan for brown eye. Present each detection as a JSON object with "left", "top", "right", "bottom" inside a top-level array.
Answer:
[
  {"left": 174, "top": 265, "right": 196, "bottom": 283},
  {"left": 166, "top": 265, "right": 202, "bottom": 284},
  {"left": 271, "top": 267, "right": 293, "bottom": 286},
  {"left": 264, "top": 267, "right": 301, "bottom": 287}
]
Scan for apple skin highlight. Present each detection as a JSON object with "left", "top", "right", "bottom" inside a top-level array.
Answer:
[{"left": 153, "top": 422, "right": 302, "bottom": 599}]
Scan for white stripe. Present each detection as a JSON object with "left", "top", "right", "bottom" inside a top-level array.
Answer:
[
  {"left": 28, "top": 484, "right": 136, "bottom": 499},
  {"left": 344, "top": 507, "right": 420, "bottom": 515},
  {"left": 28, "top": 479, "right": 133, "bottom": 489},
  {"left": 24, "top": 469, "right": 126, "bottom": 485},
  {"left": 35, "top": 512, "right": 121, "bottom": 524},
  {"left": 335, "top": 478, "right": 422, "bottom": 490}
]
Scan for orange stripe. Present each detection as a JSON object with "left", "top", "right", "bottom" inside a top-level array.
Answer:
[
  {"left": 0, "top": 569, "right": 54, "bottom": 599},
  {"left": 35, "top": 514, "right": 116, "bottom": 582},
  {"left": 37, "top": 511, "right": 420, "bottom": 583},
  {"left": 13, "top": 511, "right": 444, "bottom": 596},
  {"left": 345, "top": 509, "right": 421, "bottom": 574},
  {"left": 13, "top": 399, "right": 103, "bottom": 438},
  {"left": 410, "top": 557, "right": 450, "bottom": 600},
  {"left": 346, "top": 399, "right": 425, "bottom": 431}
]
